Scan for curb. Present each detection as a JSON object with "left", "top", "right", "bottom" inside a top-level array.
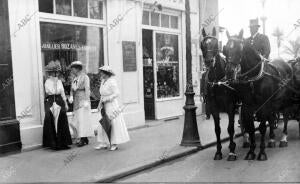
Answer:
[{"left": 95, "top": 132, "right": 244, "bottom": 183}]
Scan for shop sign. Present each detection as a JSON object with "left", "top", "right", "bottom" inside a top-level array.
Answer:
[
  {"left": 122, "top": 41, "right": 137, "bottom": 72},
  {"left": 143, "top": 0, "right": 185, "bottom": 11},
  {"left": 41, "top": 42, "right": 97, "bottom": 51}
]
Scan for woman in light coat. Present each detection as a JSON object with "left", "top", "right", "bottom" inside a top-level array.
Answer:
[
  {"left": 69, "top": 61, "right": 94, "bottom": 147},
  {"left": 95, "top": 66, "right": 130, "bottom": 151}
]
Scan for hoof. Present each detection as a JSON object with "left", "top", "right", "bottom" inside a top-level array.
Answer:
[
  {"left": 242, "top": 142, "right": 250, "bottom": 148},
  {"left": 257, "top": 152, "right": 268, "bottom": 161},
  {"left": 214, "top": 152, "right": 223, "bottom": 160},
  {"left": 267, "top": 141, "right": 276, "bottom": 148},
  {"left": 244, "top": 152, "right": 256, "bottom": 160},
  {"left": 279, "top": 141, "right": 288, "bottom": 147},
  {"left": 227, "top": 154, "right": 237, "bottom": 161}
]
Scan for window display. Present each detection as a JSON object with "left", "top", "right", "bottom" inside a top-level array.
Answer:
[
  {"left": 40, "top": 22, "right": 104, "bottom": 111},
  {"left": 156, "top": 33, "right": 180, "bottom": 99}
]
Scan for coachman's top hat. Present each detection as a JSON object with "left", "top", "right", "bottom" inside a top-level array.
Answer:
[{"left": 249, "top": 18, "right": 260, "bottom": 27}]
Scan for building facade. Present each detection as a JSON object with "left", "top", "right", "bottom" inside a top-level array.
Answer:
[{"left": 0, "top": 0, "right": 218, "bottom": 153}]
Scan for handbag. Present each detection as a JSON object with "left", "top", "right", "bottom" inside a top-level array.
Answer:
[{"left": 99, "top": 104, "right": 111, "bottom": 142}]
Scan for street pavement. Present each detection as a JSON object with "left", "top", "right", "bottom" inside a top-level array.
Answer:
[
  {"left": 119, "top": 121, "right": 300, "bottom": 183},
  {"left": 0, "top": 113, "right": 242, "bottom": 183}
]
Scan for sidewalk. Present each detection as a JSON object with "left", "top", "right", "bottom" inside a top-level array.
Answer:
[{"left": 0, "top": 114, "right": 241, "bottom": 183}]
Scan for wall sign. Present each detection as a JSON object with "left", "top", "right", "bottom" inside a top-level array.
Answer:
[{"left": 122, "top": 41, "right": 137, "bottom": 72}]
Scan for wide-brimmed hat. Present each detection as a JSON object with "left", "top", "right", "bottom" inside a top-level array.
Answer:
[
  {"left": 70, "top": 61, "right": 84, "bottom": 68},
  {"left": 249, "top": 18, "right": 260, "bottom": 27},
  {"left": 99, "top": 65, "right": 115, "bottom": 75},
  {"left": 45, "top": 61, "right": 61, "bottom": 72}
]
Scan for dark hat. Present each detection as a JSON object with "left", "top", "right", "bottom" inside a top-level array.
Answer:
[{"left": 249, "top": 18, "right": 260, "bottom": 27}]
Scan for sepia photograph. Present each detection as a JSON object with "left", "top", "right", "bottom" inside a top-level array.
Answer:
[{"left": 0, "top": 0, "right": 299, "bottom": 183}]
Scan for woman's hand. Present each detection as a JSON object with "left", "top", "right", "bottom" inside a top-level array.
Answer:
[
  {"left": 83, "top": 101, "right": 89, "bottom": 108},
  {"left": 69, "top": 96, "right": 73, "bottom": 104},
  {"left": 97, "top": 103, "right": 103, "bottom": 112},
  {"left": 65, "top": 103, "right": 69, "bottom": 111}
]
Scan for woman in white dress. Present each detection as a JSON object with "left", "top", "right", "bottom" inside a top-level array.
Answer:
[
  {"left": 95, "top": 65, "right": 130, "bottom": 151},
  {"left": 69, "top": 61, "right": 94, "bottom": 147}
]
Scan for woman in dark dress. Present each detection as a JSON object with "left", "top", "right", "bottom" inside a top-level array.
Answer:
[{"left": 43, "top": 61, "right": 72, "bottom": 150}]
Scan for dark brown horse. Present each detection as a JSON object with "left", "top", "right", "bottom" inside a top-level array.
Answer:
[
  {"left": 224, "top": 30, "right": 294, "bottom": 161},
  {"left": 200, "top": 28, "right": 238, "bottom": 161}
]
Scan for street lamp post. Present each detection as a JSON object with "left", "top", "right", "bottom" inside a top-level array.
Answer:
[{"left": 180, "top": 0, "right": 202, "bottom": 147}]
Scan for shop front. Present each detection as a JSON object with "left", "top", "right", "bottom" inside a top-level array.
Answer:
[
  {"left": 142, "top": 0, "right": 186, "bottom": 120},
  {"left": 3, "top": 0, "right": 207, "bottom": 151}
]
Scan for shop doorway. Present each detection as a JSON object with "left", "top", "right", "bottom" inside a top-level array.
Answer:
[{"left": 142, "top": 29, "right": 155, "bottom": 120}]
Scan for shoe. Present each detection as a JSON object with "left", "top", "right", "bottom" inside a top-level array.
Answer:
[
  {"left": 77, "top": 138, "right": 88, "bottom": 147},
  {"left": 83, "top": 137, "right": 89, "bottom": 145},
  {"left": 109, "top": 145, "right": 118, "bottom": 151},
  {"left": 94, "top": 144, "right": 108, "bottom": 150}
]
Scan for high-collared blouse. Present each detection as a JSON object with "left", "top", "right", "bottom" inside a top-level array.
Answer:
[
  {"left": 71, "top": 72, "right": 90, "bottom": 110},
  {"left": 99, "top": 77, "right": 119, "bottom": 103},
  {"left": 44, "top": 76, "right": 66, "bottom": 101}
]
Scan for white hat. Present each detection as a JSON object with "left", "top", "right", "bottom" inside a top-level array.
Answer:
[
  {"left": 99, "top": 65, "right": 115, "bottom": 75},
  {"left": 70, "top": 61, "right": 84, "bottom": 67},
  {"left": 45, "top": 61, "right": 61, "bottom": 72}
]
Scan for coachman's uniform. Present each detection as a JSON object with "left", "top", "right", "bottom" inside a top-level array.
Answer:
[{"left": 245, "top": 33, "right": 271, "bottom": 59}]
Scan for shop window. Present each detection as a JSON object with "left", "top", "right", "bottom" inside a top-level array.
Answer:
[
  {"left": 161, "top": 14, "right": 170, "bottom": 28},
  {"left": 38, "top": 0, "right": 103, "bottom": 20},
  {"left": 0, "top": 0, "right": 15, "bottom": 121},
  {"left": 40, "top": 22, "right": 104, "bottom": 111},
  {"left": 156, "top": 33, "right": 179, "bottom": 99},
  {"left": 89, "top": 0, "right": 103, "bottom": 19},
  {"left": 74, "top": 0, "right": 88, "bottom": 18},
  {"left": 39, "top": 0, "right": 53, "bottom": 13},
  {"left": 56, "top": 0, "right": 72, "bottom": 16},
  {"left": 170, "top": 16, "right": 178, "bottom": 29},
  {"left": 151, "top": 12, "right": 160, "bottom": 26},
  {"left": 142, "top": 11, "right": 150, "bottom": 25}
]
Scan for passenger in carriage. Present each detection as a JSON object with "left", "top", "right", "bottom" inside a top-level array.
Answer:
[{"left": 245, "top": 18, "right": 271, "bottom": 60}]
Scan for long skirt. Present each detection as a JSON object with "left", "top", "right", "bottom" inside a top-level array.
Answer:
[
  {"left": 97, "top": 99, "right": 130, "bottom": 145},
  {"left": 70, "top": 105, "right": 94, "bottom": 138},
  {"left": 43, "top": 95, "right": 72, "bottom": 149}
]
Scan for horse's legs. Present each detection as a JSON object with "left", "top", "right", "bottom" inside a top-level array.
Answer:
[
  {"left": 257, "top": 120, "right": 267, "bottom": 161},
  {"left": 279, "top": 113, "right": 288, "bottom": 147},
  {"left": 243, "top": 105, "right": 256, "bottom": 160},
  {"left": 227, "top": 106, "right": 237, "bottom": 161},
  {"left": 212, "top": 112, "right": 222, "bottom": 160},
  {"left": 268, "top": 114, "right": 276, "bottom": 148}
]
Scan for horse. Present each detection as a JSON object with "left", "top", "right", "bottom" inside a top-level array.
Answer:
[
  {"left": 223, "top": 30, "right": 294, "bottom": 161},
  {"left": 200, "top": 28, "right": 238, "bottom": 161},
  {"left": 278, "top": 58, "right": 300, "bottom": 147}
]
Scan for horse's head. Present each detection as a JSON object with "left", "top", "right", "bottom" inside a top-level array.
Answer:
[
  {"left": 200, "top": 27, "right": 219, "bottom": 68},
  {"left": 223, "top": 29, "right": 244, "bottom": 65}
]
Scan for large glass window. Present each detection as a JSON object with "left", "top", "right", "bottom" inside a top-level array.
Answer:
[
  {"left": 0, "top": 0, "right": 16, "bottom": 121},
  {"left": 38, "top": 0, "right": 103, "bottom": 20},
  {"left": 156, "top": 33, "right": 179, "bottom": 99},
  {"left": 40, "top": 22, "right": 104, "bottom": 111}
]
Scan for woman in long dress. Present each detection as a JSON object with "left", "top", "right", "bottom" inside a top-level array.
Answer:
[
  {"left": 43, "top": 61, "right": 72, "bottom": 150},
  {"left": 69, "top": 61, "right": 94, "bottom": 147},
  {"left": 95, "top": 65, "right": 130, "bottom": 151}
]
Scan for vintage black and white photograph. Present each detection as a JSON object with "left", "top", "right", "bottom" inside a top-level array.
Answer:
[{"left": 0, "top": 0, "right": 300, "bottom": 183}]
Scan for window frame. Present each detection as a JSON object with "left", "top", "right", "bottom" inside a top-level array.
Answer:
[{"left": 37, "top": 1, "right": 108, "bottom": 116}]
